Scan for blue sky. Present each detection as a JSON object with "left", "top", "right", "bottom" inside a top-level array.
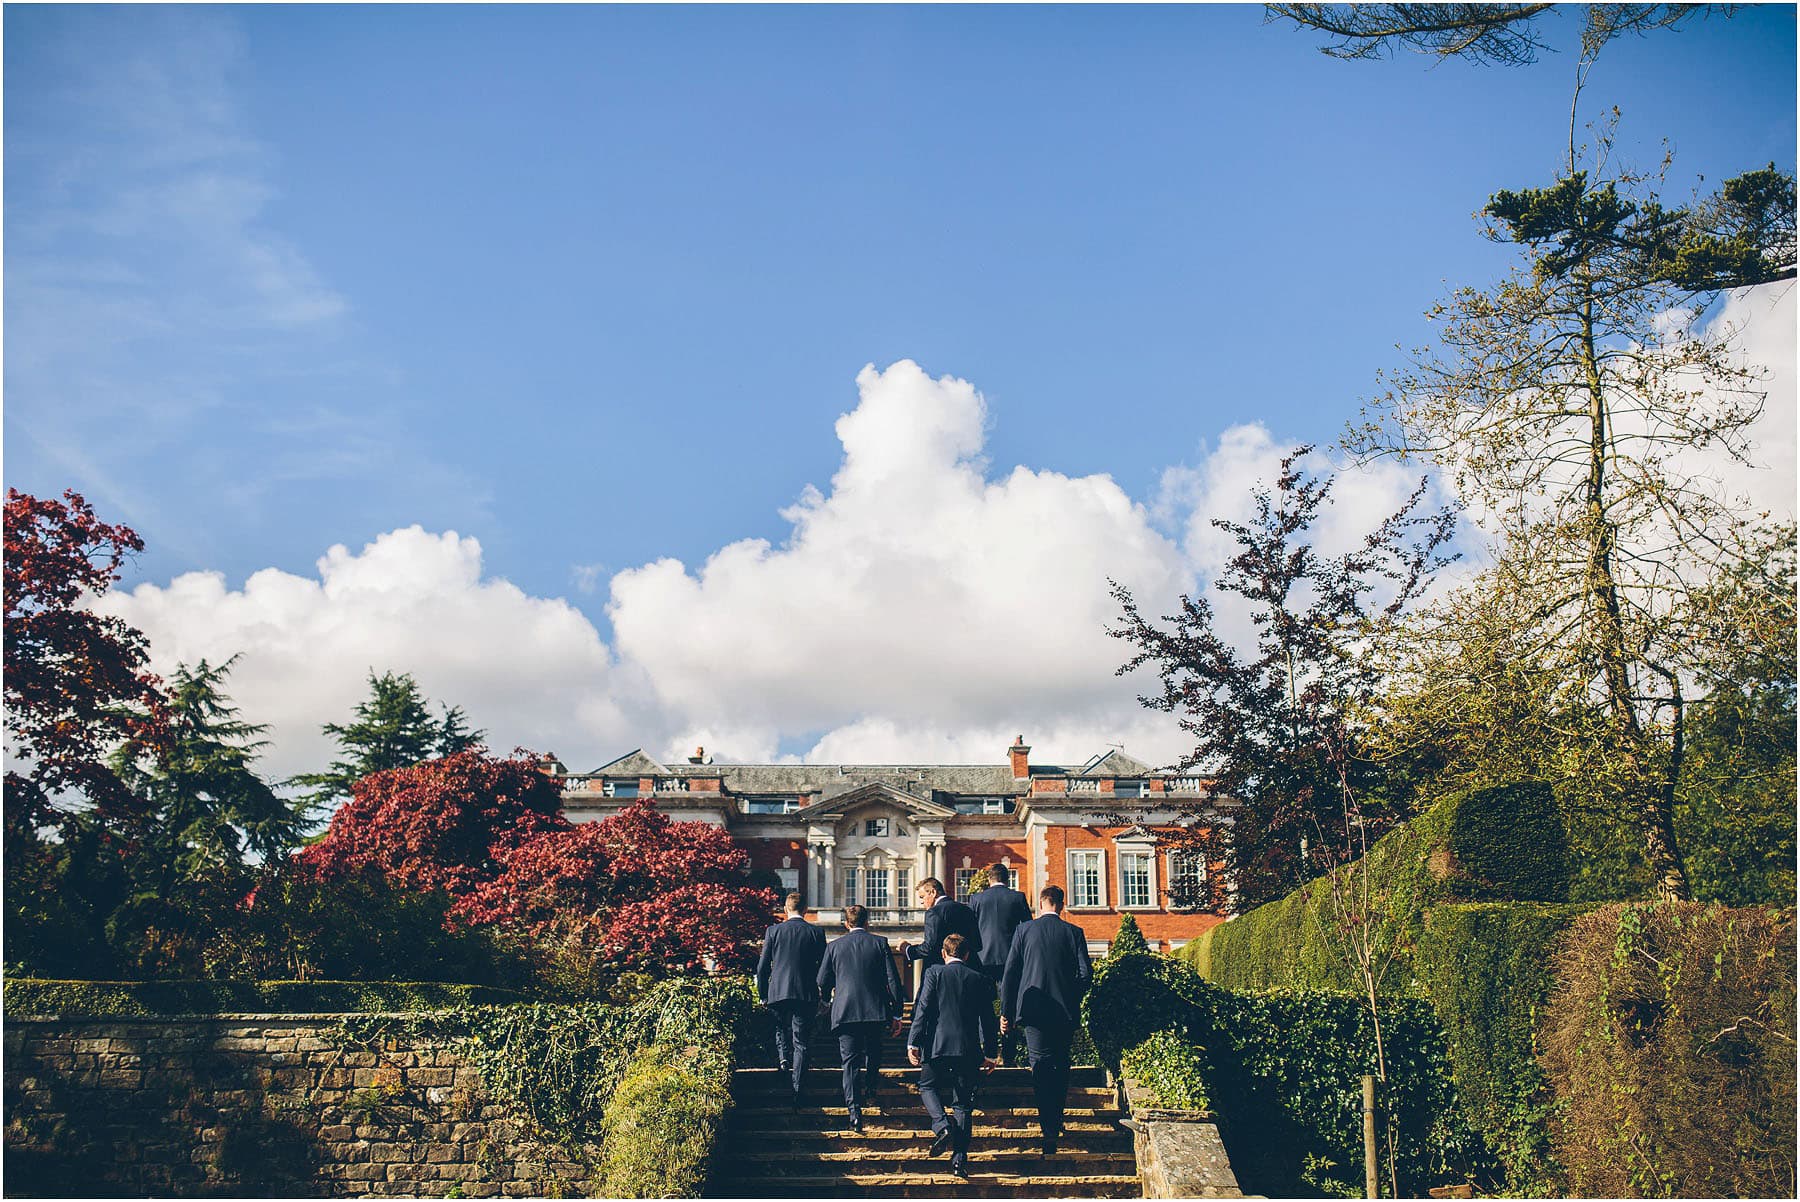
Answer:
[{"left": 6, "top": 4, "right": 1795, "bottom": 775}]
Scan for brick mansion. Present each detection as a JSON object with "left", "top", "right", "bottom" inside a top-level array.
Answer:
[{"left": 555, "top": 736, "right": 1232, "bottom": 956}]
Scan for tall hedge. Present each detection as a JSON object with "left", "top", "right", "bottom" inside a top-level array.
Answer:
[
  {"left": 1538, "top": 902, "right": 1796, "bottom": 1198},
  {"left": 1179, "top": 783, "right": 1574, "bottom": 997},
  {"left": 1413, "top": 902, "right": 1592, "bottom": 1195},
  {"left": 1084, "top": 953, "right": 1491, "bottom": 1197}
]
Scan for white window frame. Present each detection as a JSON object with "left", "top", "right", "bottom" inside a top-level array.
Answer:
[
  {"left": 896, "top": 866, "right": 911, "bottom": 902},
  {"left": 603, "top": 780, "right": 639, "bottom": 798},
  {"left": 1118, "top": 847, "right": 1157, "bottom": 910},
  {"left": 843, "top": 867, "right": 860, "bottom": 906},
  {"left": 776, "top": 868, "right": 800, "bottom": 893},
  {"left": 1066, "top": 849, "right": 1107, "bottom": 909},
  {"left": 866, "top": 867, "right": 891, "bottom": 909},
  {"left": 865, "top": 817, "right": 890, "bottom": 837},
  {"left": 1167, "top": 849, "right": 1207, "bottom": 911},
  {"left": 954, "top": 868, "right": 976, "bottom": 902}
]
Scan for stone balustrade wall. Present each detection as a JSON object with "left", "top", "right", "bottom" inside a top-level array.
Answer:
[{"left": 3, "top": 1014, "right": 597, "bottom": 1198}]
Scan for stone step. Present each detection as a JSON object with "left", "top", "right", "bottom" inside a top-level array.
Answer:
[
  {"left": 729, "top": 1148, "right": 1137, "bottom": 1171},
  {"left": 730, "top": 1104, "right": 1120, "bottom": 1121},
  {"left": 725, "top": 1120, "right": 1129, "bottom": 1142},
  {"left": 708, "top": 1171, "right": 1143, "bottom": 1198}
]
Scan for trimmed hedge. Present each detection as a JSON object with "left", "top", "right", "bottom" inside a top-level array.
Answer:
[
  {"left": 2, "top": 977, "right": 530, "bottom": 1017},
  {"left": 1539, "top": 902, "right": 1797, "bottom": 1198},
  {"left": 1413, "top": 902, "right": 1592, "bottom": 1195},
  {"left": 1179, "top": 783, "right": 1573, "bottom": 997},
  {"left": 1085, "top": 953, "right": 1490, "bottom": 1197}
]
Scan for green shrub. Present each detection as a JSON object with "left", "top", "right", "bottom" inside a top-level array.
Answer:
[
  {"left": 1086, "top": 952, "right": 1490, "bottom": 1197},
  {"left": 1448, "top": 783, "right": 1570, "bottom": 903},
  {"left": 2, "top": 977, "right": 529, "bottom": 1017},
  {"left": 1121, "top": 1029, "right": 1211, "bottom": 1111},
  {"left": 1539, "top": 902, "right": 1797, "bottom": 1198},
  {"left": 1413, "top": 902, "right": 1592, "bottom": 1195},
  {"left": 598, "top": 1039, "right": 733, "bottom": 1197},
  {"left": 1180, "top": 783, "right": 1579, "bottom": 996},
  {"left": 1107, "top": 912, "right": 1150, "bottom": 960}
]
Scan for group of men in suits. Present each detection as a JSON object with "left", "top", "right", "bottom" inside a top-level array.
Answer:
[{"left": 754, "top": 864, "right": 1093, "bottom": 1179}]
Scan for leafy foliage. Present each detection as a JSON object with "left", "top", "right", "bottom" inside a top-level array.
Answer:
[
  {"left": 1110, "top": 448, "right": 1456, "bottom": 908},
  {"left": 1085, "top": 952, "right": 1491, "bottom": 1196},
  {"left": 3, "top": 488, "right": 165, "bottom": 855},
  {"left": 1107, "top": 911, "right": 1150, "bottom": 960},
  {"left": 1413, "top": 902, "right": 1593, "bottom": 1195},
  {"left": 1538, "top": 902, "right": 1797, "bottom": 1198},
  {"left": 1121, "top": 1029, "right": 1212, "bottom": 1112},
  {"left": 1269, "top": 4, "right": 1731, "bottom": 68},
  {"left": 291, "top": 670, "right": 485, "bottom": 810},
  {"left": 1179, "top": 785, "right": 1580, "bottom": 996}
]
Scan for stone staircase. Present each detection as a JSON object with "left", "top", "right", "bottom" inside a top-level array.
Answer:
[{"left": 708, "top": 1008, "right": 1140, "bottom": 1198}]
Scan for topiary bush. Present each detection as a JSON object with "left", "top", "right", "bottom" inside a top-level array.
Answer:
[
  {"left": 1106, "top": 911, "right": 1150, "bottom": 961},
  {"left": 1180, "top": 782, "right": 1580, "bottom": 997},
  {"left": 1538, "top": 902, "right": 1796, "bottom": 1198}
]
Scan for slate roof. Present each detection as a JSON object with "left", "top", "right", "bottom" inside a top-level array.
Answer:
[
  {"left": 1075, "top": 749, "right": 1154, "bottom": 778},
  {"left": 580, "top": 750, "right": 1173, "bottom": 795}
]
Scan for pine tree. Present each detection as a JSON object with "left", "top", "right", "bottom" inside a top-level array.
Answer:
[{"left": 291, "top": 670, "right": 485, "bottom": 810}]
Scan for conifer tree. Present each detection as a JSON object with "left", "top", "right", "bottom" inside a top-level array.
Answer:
[{"left": 292, "top": 670, "right": 484, "bottom": 811}]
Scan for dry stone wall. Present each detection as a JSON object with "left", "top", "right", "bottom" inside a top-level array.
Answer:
[{"left": 3, "top": 1014, "right": 598, "bottom": 1198}]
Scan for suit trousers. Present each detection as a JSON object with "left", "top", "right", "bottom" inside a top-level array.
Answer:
[
  {"left": 917, "top": 1055, "right": 981, "bottom": 1153},
  {"left": 835, "top": 1021, "right": 886, "bottom": 1106},
  {"left": 1021, "top": 1019, "right": 1074, "bottom": 1137},
  {"left": 981, "top": 972, "right": 1022, "bottom": 1065},
  {"left": 769, "top": 1000, "right": 815, "bottom": 1094}
]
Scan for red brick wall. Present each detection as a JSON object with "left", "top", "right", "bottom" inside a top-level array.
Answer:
[
  {"left": 1041, "top": 824, "right": 1225, "bottom": 952},
  {"left": 944, "top": 838, "right": 1029, "bottom": 893}
]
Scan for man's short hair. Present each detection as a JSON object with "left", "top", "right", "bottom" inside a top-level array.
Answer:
[
  {"left": 1039, "top": 884, "right": 1065, "bottom": 911},
  {"left": 782, "top": 891, "right": 804, "bottom": 912},
  {"left": 988, "top": 863, "right": 1010, "bottom": 887},
  {"left": 917, "top": 877, "right": 945, "bottom": 897},
  {"left": 942, "top": 933, "right": 966, "bottom": 960},
  {"left": 844, "top": 904, "right": 868, "bottom": 928}
]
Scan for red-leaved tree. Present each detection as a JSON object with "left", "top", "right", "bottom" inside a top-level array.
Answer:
[
  {"left": 298, "top": 749, "right": 565, "bottom": 900},
  {"left": 300, "top": 750, "right": 775, "bottom": 977},
  {"left": 4, "top": 489, "right": 166, "bottom": 855}
]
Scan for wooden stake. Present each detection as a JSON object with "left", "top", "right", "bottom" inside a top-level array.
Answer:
[{"left": 1362, "top": 1074, "right": 1378, "bottom": 1199}]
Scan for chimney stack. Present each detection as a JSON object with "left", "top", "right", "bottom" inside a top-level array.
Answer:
[
  {"left": 1009, "top": 736, "right": 1031, "bottom": 780},
  {"left": 688, "top": 746, "right": 706, "bottom": 765}
]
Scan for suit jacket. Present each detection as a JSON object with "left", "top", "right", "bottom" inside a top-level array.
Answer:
[
  {"left": 817, "top": 927, "right": 904, "bottom": 1029},
  {"left": 756, "top": 915, "right": 827, "bottom": 1006},
  {"left": 907, "top": 895, "right": 983, "bottom": 971},
  {"left": 908, "top": 959, "right": 999, "bottom": 1061},
  {"left": 1001, "top": 912, "right": 1093, "bottom": 1028},
  {"left": 968, "top": 884, "right": 1033, "bottom": 980}
]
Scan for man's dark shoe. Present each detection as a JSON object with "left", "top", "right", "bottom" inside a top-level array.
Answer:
[
  {"left": 846, "top": 1105, "right": 863, "bottom": 1133},
  {"left": 950, "top": 1153, "right": 969, "bottom": 1179},
  {"left": 929, "top": 1129, "right": 953, "bottom": 1157}
]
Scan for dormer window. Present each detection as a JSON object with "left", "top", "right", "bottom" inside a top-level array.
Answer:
[
  {"left": 1116, "top": 779, "right": 1148, "bottom": 798},
  {"left": 604, "top": 780, "right": 639, "bottom": 798},
  {"left": 865, "top": 817, "right": 890, "bottom": 837}
]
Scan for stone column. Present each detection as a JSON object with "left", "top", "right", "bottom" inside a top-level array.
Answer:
[{"left": 821, "top": 841, "right": 836, "bottom": 908}]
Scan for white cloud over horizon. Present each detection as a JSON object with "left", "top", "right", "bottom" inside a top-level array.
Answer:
[{"left": 98, "top": 335, "right": 1794, "bottom": 785}]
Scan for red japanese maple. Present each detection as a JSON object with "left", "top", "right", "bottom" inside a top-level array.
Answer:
[{"left": 4, "top": 489, "right": 166, "bottom": 850}]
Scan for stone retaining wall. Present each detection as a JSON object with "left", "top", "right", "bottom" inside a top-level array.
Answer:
[{"left": 3, "top": 1014, "right": 597, "bottom": 1198}]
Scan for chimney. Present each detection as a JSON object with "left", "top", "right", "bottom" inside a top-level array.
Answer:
[
  {"left": 688, "top": 746, "right": 707, "bottom": 765},
  {"left": 1009, "top": 736, "right": 1031, "bottom": 780}
]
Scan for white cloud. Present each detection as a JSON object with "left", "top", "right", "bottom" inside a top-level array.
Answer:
[
  {"left": 605, "top": 360, "right": 1197, "bottom": 765},
  {"left": 1686, "top": 283, "right": 1796, "bottom": 523},
  {"left": 98, "top": 527, "right": 640, "bottom": 784}
]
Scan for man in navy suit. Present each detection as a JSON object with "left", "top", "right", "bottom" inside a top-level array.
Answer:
[
  {"left": 967, "top": 862, "right": 1032, "bottom": 1065},
  {"left": 1000, "top": 884, "right": 1093, "bottom": 1154},
  {"left": 901, "top": 876, "right": 983, "bottom": 973},
  {"left": 816, "top": 903, "right": 905, "bottom": 1131},
  {"left": 907, "top": 933, "right": 999, "bottom": 1178},
  {"left": 755, "top": 891, "right": 826, "bottom": 1105}
]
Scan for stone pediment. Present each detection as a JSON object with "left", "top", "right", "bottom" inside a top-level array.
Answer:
[
  {"left": 793, "top": 780, "right": 957, "bottom": 821},
  {"left": 592, "top": 748, "right": 670, "bottom": 776}
]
